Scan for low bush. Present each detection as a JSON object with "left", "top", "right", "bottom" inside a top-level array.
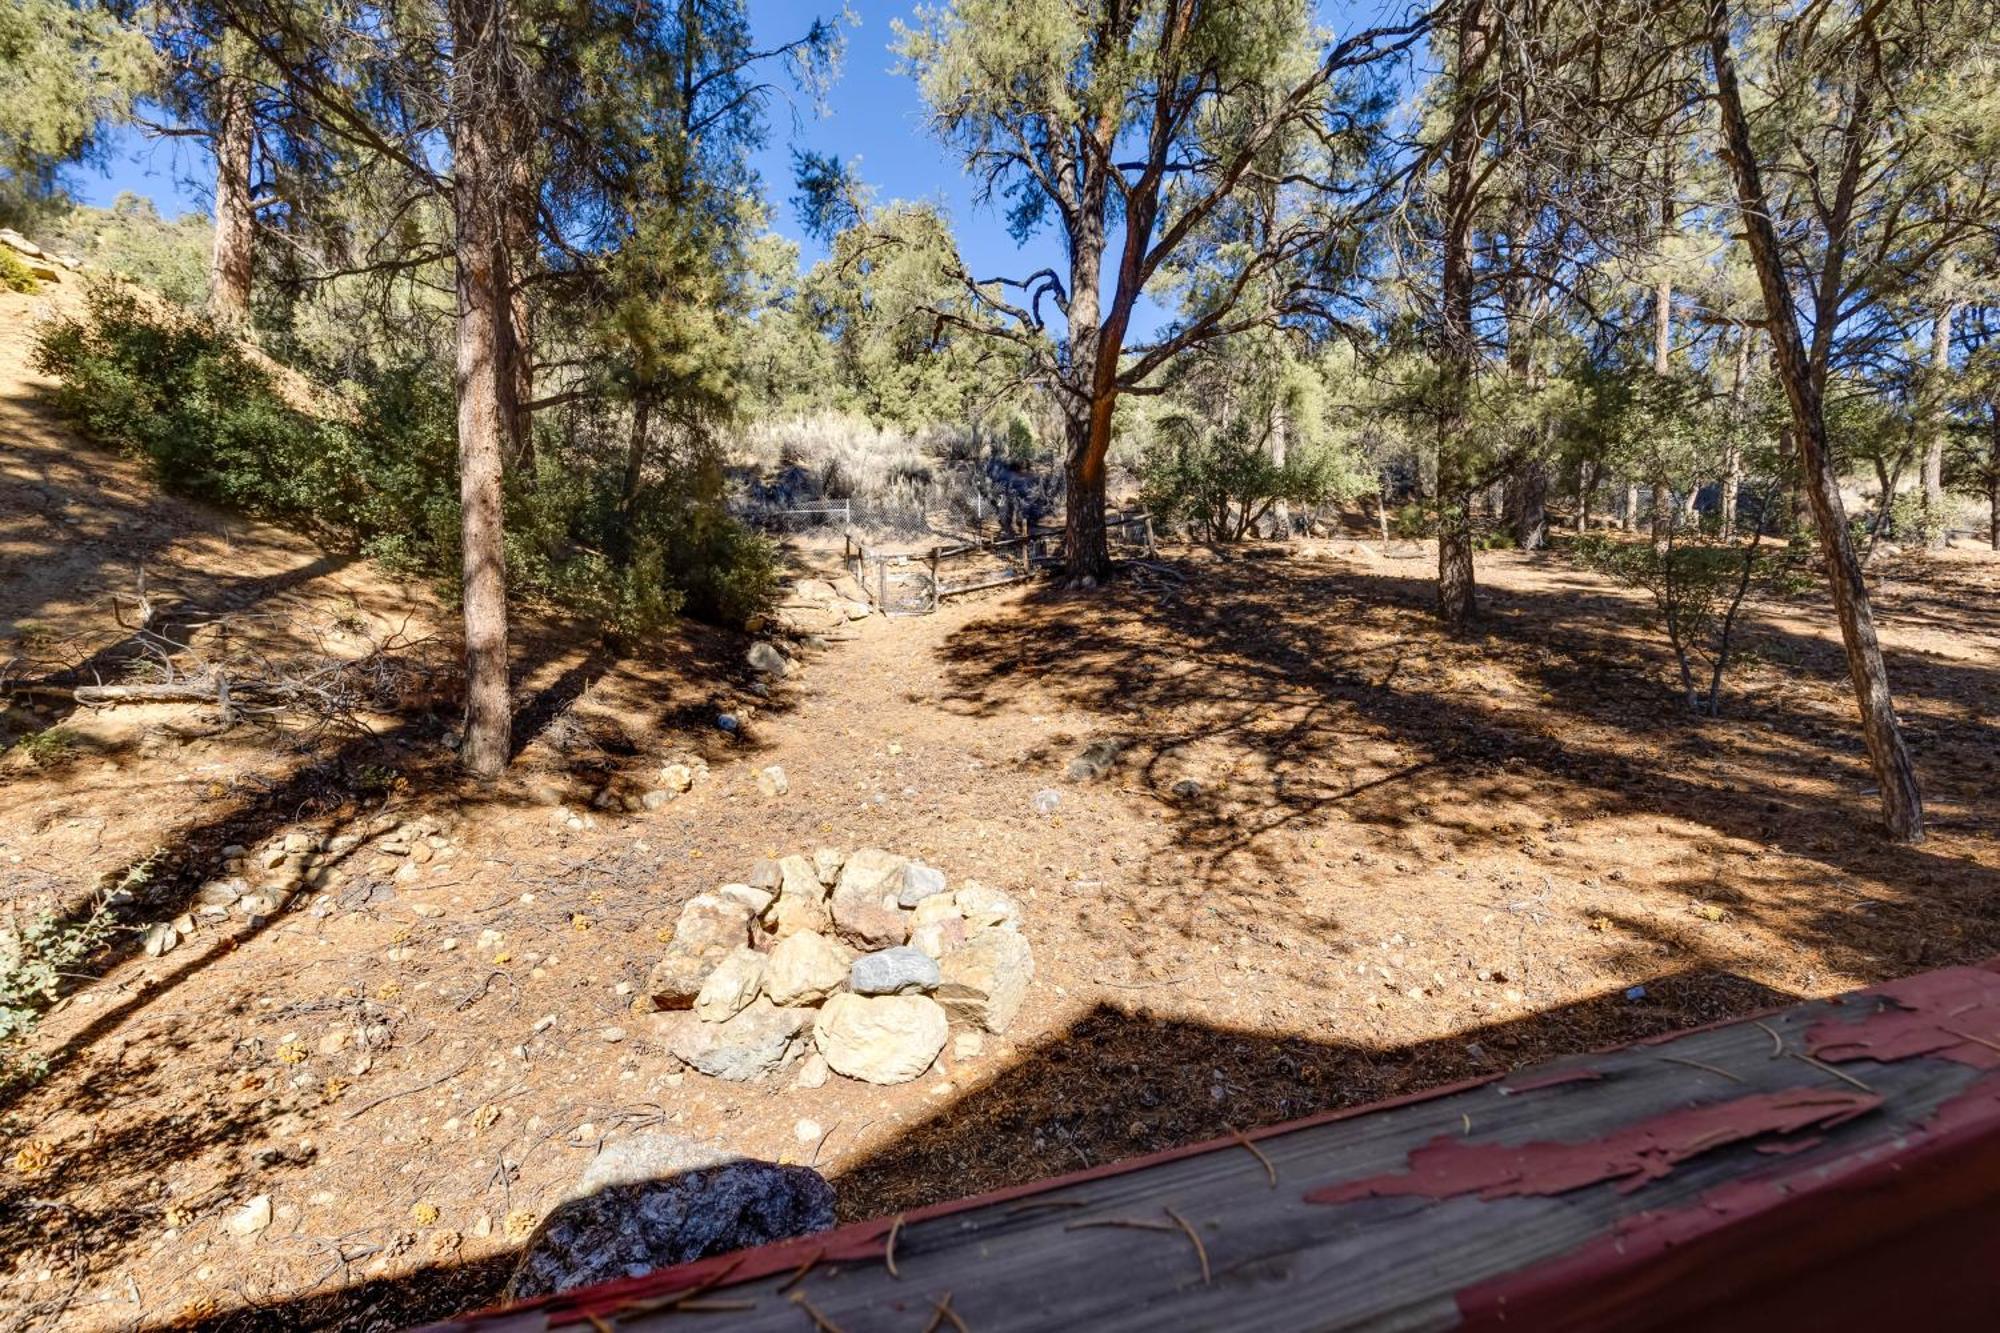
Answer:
[{"left": 33, "top": 284, "right": 775, "bottom": 634}]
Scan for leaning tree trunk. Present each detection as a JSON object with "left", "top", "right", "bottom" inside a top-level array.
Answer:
[
  {"left": 1709, "top": 7, "right": 1923, "bottom": 843},
  {"left": 450, "top": 0, "right": 522, "bottom": 779},
  {"left": 207, "top": 65, "right": 256, "bottom": 324}
]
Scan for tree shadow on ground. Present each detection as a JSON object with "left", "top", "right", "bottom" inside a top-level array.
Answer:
[
  {"left": 932, "top": 555, "right": 2000, "bottom": 983},
  {"left": 129, "top": 964, "right": 1794, "bottom": 1331}
]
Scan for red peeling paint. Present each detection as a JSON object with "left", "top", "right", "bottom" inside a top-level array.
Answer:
[
  {"left": 1805, "top": 965, "right": 2000, "bottom": 1070},
  {"left": 1452, "top": 1068, "right": 2000, "bottom": 1332},
  {"left": 1498, "top": 1067, "right": 1604, "bottom": 1094},
  {"left": 1306, "top": 1088, "right": 1879, "bottom": 1205}
]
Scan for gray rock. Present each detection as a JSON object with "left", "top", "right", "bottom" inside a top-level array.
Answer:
[
  {"left": 657, "top": 1000, "right": 812, "bottom": 1081},
  {"left": 1170, "top": 778, "right": 1204, "bottom": 799},
  {"left": 504, "top": 1134, "right": 834, "bottom": 1300},
  {"left": 640, "top": 788, "right": 676, "bottom": 810},
  {"left": 851, "top": 946, "right": 940, "bottom": 996},
  {"left": 747, "top": 858, "right": 784, "bottom": 890},
  {"left": 1031, "top": 788, "right": 1062, "bottom": 815},
  {"left": 814, "top": 993, "right": 948, "bottom": 1085},
  {"left": 1066, "top": 738, "right": 1126, "bottom": 782},
  {"left": 746, "top": 642, "right": 791, "bottom": 677},
  {"left": 937, "top": 928, "right": 1035, "bottom": 1034},
  {"left": 896, "top": 861, "right": 949, "bottom": 908},
  {"left": 142, "top": 922, "right": 178, "bottom": 957}
]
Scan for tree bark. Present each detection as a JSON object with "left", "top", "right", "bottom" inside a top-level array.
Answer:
[
  {"left": 450, "top": 0, "right": 520, "bottom": 779},
  {"left": 1922, "top": 303, "right": 1952, "bottom": 548},
  {"left": 1988, "top": 404, "right": 1999, "bottom": 551},
  {"left": 1061, "top": 176, "right": 1112, "bottom": 580},
  {"left": 1434, "top": 0, "right": 1484, "bottom": 626},
  {"left": 1576, "top": 460, "right": 1593, "bottom": 533},
  {"left": 1622, "top": 480, "right": 1639, "bottom": 531},
  {"left": 622, "top": 397, "right": 651, "bottom": 512},
  {"left": 1708, "top": 3, "right": 1923, "bottom": 843},
  {"left": 1721, "top": 325, "right": 1750, "bottom": 538},
  {"left": 207, "top": 66, "right": 256, "bottom": 324},
  {"left": 1505, "top": 461, "right": 1548, "bottom": 550}
]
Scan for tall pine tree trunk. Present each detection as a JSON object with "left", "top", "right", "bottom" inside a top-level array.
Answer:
[
  {"left": 1709, "top": 6, "right": 1923, "bottom": 843},
  {"left": 450, "top": 0, "right": 521, "bottom": 779},
  {"left": 1922, "top": 304, "right": 1953, "bottom": 548},
  {"left": 207, "top": 64, "right": 255, "bottom": 324},
  {"left": 1721, "top": 325, "right": 1750, "bottom": 538},
  {"left": 1435, "top": 0, "right": 1484, "bottom": 626}
]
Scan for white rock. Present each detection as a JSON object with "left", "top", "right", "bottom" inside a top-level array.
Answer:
[
  {"left": 954, "top": 882, "right": 1022, "bottom": 930},
  {"left": 814, "top": 993, "right": 948, "bottom": 1085},
  {"left": 227, "top": 1195, "right": 273, "bottom": 1236},
  {"left": 936, "top": 929, "right": 1035, "bottom": 1034},
  {"left": 694, "top": 947, "right": 766, "bottom": 1022},
  {"left": 763, "top": 931, "right": 850, "bottom": 1007},
  {"left": 755, "top": 766, "right": 789, "bottom": 798}
]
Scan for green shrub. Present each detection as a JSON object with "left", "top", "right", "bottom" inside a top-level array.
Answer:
[
  {"left": 34, "top": 283, "right": 775, "bottom": 636},
  {"left": 0, "top": 855, "right": 151, "bottom": 1086},
  {"left": 0, "top": 247, "right": 38, "bottom": 293}
]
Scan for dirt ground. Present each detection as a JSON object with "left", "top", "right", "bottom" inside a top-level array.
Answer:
[{"left": 4, "top": 280, "right": 1999, "bottom": 1331}]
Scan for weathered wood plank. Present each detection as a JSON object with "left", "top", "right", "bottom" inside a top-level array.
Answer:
[{"left": 427, "top": 965, "right": 2000, "bottom": 1332}]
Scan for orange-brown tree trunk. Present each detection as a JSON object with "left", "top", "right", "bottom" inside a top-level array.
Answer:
[
  {"left": 207, "top": 68, "right": 255, "bottom": 324},
  {"left": 451, "top": 0, "right": 521, "bottom": 778}
]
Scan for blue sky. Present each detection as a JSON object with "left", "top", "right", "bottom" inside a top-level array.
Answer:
[{"left": 76, "top": 1, "right": 1403, "bottom": 343}]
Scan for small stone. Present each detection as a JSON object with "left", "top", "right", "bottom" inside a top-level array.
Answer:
[
  {"left": 795, "top": 1052, "right": 830, "bottom": 1089},
  {"left": 936, "top": 929, "right": 1035, "bottom": 1034},
  {"left": 261, "top": 845, "right": 289, "bottom": 869},
  {"left": 141, "top": 922, "right": 178, "bottom": 957},
  {"left": 227, "top": 1195, "right": 273, "bottom": 1236},
  {"left": 814, "top": 993, "right": 948, "bottom": 1085},
  {"left": 811, "top": 847, "right": 846, "bottom": 886},
  {"left": 1171, "top": 778, "right": 1204, "bottom": 799},
  {"left": 195, "top": 879, "right": 245, "bottom": 908},
  {"left": 694, "top": 947, "right": 766, "bottom": 1022},
  {"left": 912, "top": 895, "right": 963, "bottom": 927},
  {"left": 755, "top": 766, "right": 789, "bottom": 798},
  {"left": 850, "top": 946, "right": 941, "bottom": 996},
  {"left": 953, "top": 1032, "right": 984, "bottom": 1061},
  {"left": 746, "top": 642, "right": 791, "bottom": 677},
  {"left": 284, "top": 831, "right": 316, "bottom": 854},
  {"left": 764, "top": 931, "right": 850, "bottom": 1007},
  {"left": 953, "top": 882, "right": 1022, "bottom": 931},
  {"left": 600, "top": 1027, "right": 628, "bottom": 1043},
  {"left": 717, "top": 883, "right": 775, "bottom": 917},
  {"left": 640, "top": 789, "right": 675, "bottom": 810},
  {"left": 896, "top": 862, "right": 949, "bottom": 909},
  {"left": 659, "top": 763, "right": 696, "bottom": 793},
  {"left": 794, "top": 1119, "right": 823, "bottom": 1144},
  {"left": 1031, "top": 788, "right": 1061, "bottom": 815},
  {"left": 1065, "top": 738, "right": 1125, "bottom": 782}
]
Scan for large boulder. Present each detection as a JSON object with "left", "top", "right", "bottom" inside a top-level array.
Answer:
[
  {"left": 763, "top": 854, "right": 831, "bottom": 938},
  {"left": 504, "top": 1134, "right": 834, "bottom": 1300},
  {"left": 649, "top": 891, "right": 758, "bottom": 1008},
  {"left": 936, "top": 928, "right": 1035, "bottom": 1034},
  {"left": 829, "top": 849, "right": 911, "bottom": 950},
  {"left": 657, "top": 1000, "right": 812, "bottom": 1081},
  {"left": 764, "top": 930, "right": 850, "bottom": 1007},
  {"left": 814, "top": 993, "right": 948, "bottom": 1085}
]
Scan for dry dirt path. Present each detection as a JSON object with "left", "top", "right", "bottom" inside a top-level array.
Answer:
[{"left": 4, "top": 284, "right": 1999, "bottom": 1331}]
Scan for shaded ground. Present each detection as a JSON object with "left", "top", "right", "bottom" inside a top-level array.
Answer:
[{"left": 3, "top": 282, "right": 1999, "bottom": 1329}]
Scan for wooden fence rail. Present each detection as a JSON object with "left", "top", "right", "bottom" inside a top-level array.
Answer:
[{"left": 844, "top": 514, "right": 1155, "bottom": 616}]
